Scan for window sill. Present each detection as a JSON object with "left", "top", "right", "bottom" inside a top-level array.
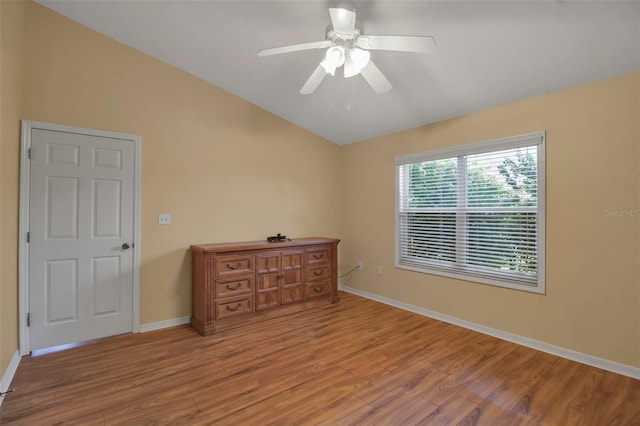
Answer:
[{"left": 395, "top": 262, "right": 546, "bottom": 295}]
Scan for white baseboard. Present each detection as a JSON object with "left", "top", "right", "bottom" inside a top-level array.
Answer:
[
  {"left": 339, "top": 285, "right": 640, "bottom": 380},
  {"left": 139, "top": 316, "right": 190, "bottom": 333},
  {"left": 0, "top": 351, "right": 22, "bottom": 407}
]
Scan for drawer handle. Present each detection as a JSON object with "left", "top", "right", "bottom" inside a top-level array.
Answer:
[
  {"left": 226, "top": 262, "right": 243, "bottom": 270},
  {"left": 226, "top": 303, "right": 242, "bottom": 311},
  {"left": 226, "top": 283, "right": 242, "bottom": 291},
  {"left": 313, "top": 287, "right": 324, "bottom": 293},
  {"left": 313, "top": 270, "right": 324, "bottom": 276},
  {"left": 313, "top": 254, "right": 324, "bottom": 259}
]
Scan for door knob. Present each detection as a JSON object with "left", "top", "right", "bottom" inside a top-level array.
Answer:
[{"left": 122, "top": 243, "right": 131, "bottom": 250}]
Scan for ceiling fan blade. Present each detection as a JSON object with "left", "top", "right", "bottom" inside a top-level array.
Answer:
[
  {"left": 329, "top": 7, "right": 356, "bottom": 35},
  {"left": 257, "top": 40, "right": 334, "bottom": 57},
  {"left": 357, "top": 35, "right": 436, "bottom": 53},
  {"left": 300, "top": 64, "right": 328, "bottom": 95},
  {"left": 359, "top": 60, "right": 392, "bottom": 94}
]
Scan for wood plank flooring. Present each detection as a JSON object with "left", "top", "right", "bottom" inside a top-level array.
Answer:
[{"left": 1, "top": 291, "right": 638, "bottom": 425}]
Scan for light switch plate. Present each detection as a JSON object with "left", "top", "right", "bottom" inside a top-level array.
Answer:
[{"left": 158, "top": 213, "right": 171, "bottom": 225}]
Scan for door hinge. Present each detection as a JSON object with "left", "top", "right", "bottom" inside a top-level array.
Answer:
[
  {"left": 28, "top": 148, "right": 31, "bottom": 159},
  {"left": 27, "top": 313, "right": 30, "bottom": 327},
  {"left": 26, "top": 231, "right": 30, "bottom": 243}
]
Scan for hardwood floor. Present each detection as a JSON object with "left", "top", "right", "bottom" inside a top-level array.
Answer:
[{"left": 2, "top": 291, "right": 638, "bottom": 425}]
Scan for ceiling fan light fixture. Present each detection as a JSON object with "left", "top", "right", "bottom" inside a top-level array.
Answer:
[
  {"left": 320, "top": 45, "right": 346, "bottom": 76},
  {"left": 257, "top": 5, "right": 436, "bottom": 95},
  {"left": 344, "top": 47, "right": 371, "bottom": 78}
]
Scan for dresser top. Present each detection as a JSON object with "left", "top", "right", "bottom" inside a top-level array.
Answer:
[{"left": 190, "top": 237, "right": 340, "bottom": 254}]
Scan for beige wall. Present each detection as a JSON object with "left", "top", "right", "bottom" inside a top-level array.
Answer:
[
  {"left": 17, "top": 2, "right": 342, "bottom": 326},
  {"left": 341, "top": 72, "right": 640, "bottom": 367},
  {"left": 1, "top": 0, "right": 26, "bottom": 377}
]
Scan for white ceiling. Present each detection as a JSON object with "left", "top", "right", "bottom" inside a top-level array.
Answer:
[{"left": 38, "top": 1, "right": 640, "bottom": 145}]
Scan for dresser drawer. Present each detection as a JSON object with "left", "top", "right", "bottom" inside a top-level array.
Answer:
[
  {"left": 306, "top": 281, "right": 330, "bottom": 298},
  {"left": 215, "top": 276, "right": 253, "bottom": 299},
  {"left": 307, "top": 265, "right": 330, "bottom": 281},
  {"left": 216, "top": 295, "right": 253, "bottom": 320},
  {"left": 215, "top": 255, "right": 253, "bottom": 278},
  {"left": 306, "top": 247, "right": 329, "bottom": 264}
]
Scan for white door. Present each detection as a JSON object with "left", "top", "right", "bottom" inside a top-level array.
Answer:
[{"left": 29, "top": 128, "right": 135, "bottom": 350}]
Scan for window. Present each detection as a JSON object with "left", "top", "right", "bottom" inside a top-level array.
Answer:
[{"left": 396, "top": 132, "right": 545, "bottom": 293}]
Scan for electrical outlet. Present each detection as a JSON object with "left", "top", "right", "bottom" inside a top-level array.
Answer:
[
  {"left": 158, "top": 213, "right": 171, "bottom": 225},
  {"left": 357, "top": 261, "right": 363, "bottom": 270},
  {"left": 377, "top": 265, "right": 383, "bottom": 275}
]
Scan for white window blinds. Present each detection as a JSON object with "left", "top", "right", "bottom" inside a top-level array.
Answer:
[{"left": 396, "top": 132, "right": 545, "bottom": 293}]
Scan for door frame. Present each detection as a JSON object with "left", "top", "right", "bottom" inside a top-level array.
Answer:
[{"left": 18, "top": 120, "right": 142, "bottom": 355}]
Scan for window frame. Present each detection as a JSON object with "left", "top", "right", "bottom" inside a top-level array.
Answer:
[{"left": 395, "top": 131, "right": 546, "bottom": 294}]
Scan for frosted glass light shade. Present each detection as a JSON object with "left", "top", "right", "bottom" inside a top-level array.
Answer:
[
  {"left": 320, "top": 46, "right": 346, "bottom": 76},
  {"left": 344, "top": 47, "right": 371, "bottom": 78}
]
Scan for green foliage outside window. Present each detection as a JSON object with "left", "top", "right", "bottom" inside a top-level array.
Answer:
[{"left": 404, "top": 150, "right": 537, "bottom": 275}]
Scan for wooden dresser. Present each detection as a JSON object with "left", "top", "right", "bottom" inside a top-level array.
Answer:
[{"left": 190, "top": 238, "right": 340, "bottom": 335}]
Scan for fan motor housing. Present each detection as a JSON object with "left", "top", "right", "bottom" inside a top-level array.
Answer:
[{"left": 325, "top": 24, "right": 362, "bottom": 43}]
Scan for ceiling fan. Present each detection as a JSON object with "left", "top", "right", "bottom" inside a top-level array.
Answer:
[{"left": 257, "top": 6, "right": 437, "bottom": 95}]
